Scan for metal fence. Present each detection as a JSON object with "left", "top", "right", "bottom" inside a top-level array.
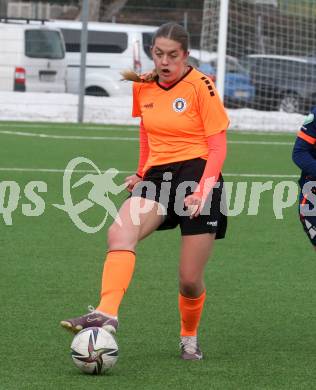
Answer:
[{"left": 1, "top": 0, "right": 316, "bottom": 128}]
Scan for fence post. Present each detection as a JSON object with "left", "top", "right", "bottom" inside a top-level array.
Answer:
[
  {"left": 77, "top": 0, "right": 89, "bottom": 123},
  {"left": 216, "top": 0, "right": 229, "bottom": 100}
]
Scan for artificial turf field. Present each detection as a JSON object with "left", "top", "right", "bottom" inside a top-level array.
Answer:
[{"left": 1, "top": 121, "right": 316, "bottom": 390}]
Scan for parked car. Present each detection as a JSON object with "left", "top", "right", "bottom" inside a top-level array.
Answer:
[
  {"left": 195, "top": 62, "right": 217, "bottom": 82},
  {"left": 46, "top": 20, "right": 157, "bottom": 97},
  {"left": 0, "top": 17, "right": 67, "bottom": 93},
  {"left": 188, "top": 54, "right": 216, "bottom": 82},
  {"left": 187, "top": 55, "right": 200, "bottom": 68},
  {"left": 240, "top": 54, "right": 316, "bottom": 113},
  {"left": 189, "top": 49, "right": 255, "bottom": 108}
]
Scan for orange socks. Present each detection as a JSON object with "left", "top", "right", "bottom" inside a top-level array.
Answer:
[
  {"left": 179, "top": 290, "right": 206, "bottom": 336},
  {"left": 96, "top": 249, "right": 206, "bottom": 334},
  {"left": 96, "top": 250, "right": 136, "bottom": 317}
]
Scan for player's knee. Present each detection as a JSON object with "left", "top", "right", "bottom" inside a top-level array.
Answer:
[
  {"left": 179, "top": 275, "right": 201, "bottom": 296},
  {"left": 107, "top": 223, "right": 125, "bottom": 246},
  {"left": 107, "top": 222, "right": 137, "bottom": 250}
]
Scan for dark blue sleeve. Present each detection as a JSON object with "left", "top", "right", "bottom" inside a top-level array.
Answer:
[{"left": 292, "top": 137, "right": 316, "bottom": 176}]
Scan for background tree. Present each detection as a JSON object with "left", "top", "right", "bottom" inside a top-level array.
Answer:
[{"left": 0, "top": 0, "right": 9, "bottom": 16}]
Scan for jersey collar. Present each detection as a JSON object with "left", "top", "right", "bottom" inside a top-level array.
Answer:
[{"left": 156, "top": 66, "right": 193, "bottom": 91}]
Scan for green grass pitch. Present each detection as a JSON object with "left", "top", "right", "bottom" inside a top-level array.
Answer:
[{"left": 1, "top": 121, "right": 316, "bottom": 390}]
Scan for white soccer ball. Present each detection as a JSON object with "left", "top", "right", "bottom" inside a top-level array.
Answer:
[{"left": 70, "top": 327, "right": 118, "bottom": 374}]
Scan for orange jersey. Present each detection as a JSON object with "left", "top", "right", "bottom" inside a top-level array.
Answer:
[{"left": 132, "top": 67, "right": 229, "bottom": 174}]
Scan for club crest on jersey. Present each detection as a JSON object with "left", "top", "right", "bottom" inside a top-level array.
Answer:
[{"left": 172, "top": 98, "right": 187, "bottom": 113}]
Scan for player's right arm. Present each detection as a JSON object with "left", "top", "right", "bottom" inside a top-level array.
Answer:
[
  {"left": 125, "top": 83, "right": 150, "bottom": 192},
  {"left": 125, "top": 120, "right": 149, "bottom": 192},
  {"left": 292, "top": 107, "right": 316, "bottom": 176}
]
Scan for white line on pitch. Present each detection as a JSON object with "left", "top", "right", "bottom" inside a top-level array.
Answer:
[
  {"left": 232, "top": 130, "right": 295, "bottom": 136},
  {"left": 0, "top": 130, "right": 138, "bottom": 141},
  {"left": 228, "top": 140, "right": 292, "bottom": 145},
  {"left": 224, "top": 173, "right": 298, "bottom": 178},
  {"left": 0, "top": 123, "right": 296, "bottom": 136},
  {"left": 0, "top": 130, "right": 293, "bottom": 145},
  {"left": 0, "top": 167, "right": 299, "bottom": 178},
  {"left": 0, "top": 123, "right": 138, "bottom": 131}
]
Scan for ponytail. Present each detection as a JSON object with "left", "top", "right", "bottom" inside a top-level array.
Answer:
[{"left": 121, "top": 69, "right": 157, "bottom": 83}]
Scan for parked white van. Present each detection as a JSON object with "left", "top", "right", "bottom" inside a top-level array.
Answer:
[
  {"left": 0, "top": 18, "right": 67, "bottom": 92},
  {"left": 46, "top": 20, "right": 157, "bottom": 97}
]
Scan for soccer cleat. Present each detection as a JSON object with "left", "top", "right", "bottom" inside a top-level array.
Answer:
[
  {"left": 60, "top": 306, "right": 118, "bottom": 335},
  {"left": 180, "top": 336, "right": 203, "bottom": 360}
]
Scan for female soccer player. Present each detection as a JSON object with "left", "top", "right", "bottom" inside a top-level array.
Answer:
[
  {"left": 292, "top": 107, "right": 316, "bottom": 250},
  {"left": 61, "top": 22, "right": 229, "bottom": 360}
]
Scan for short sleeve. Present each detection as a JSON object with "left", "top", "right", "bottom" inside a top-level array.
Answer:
[
  {"left": 298, "top": 107, "right": 316, "bottom": 144},
  {"left": 197, "top": 78, "right": 230, "bottom": 137},
  {"left": 132, "top": 82, "right": 142, "bottom": 118}
]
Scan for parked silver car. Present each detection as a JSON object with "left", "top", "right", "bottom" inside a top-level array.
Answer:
[{"left": 240, "top": 54, "right": 316, "bottom": 113}]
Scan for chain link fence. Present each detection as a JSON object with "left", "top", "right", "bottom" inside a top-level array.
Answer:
[{"left": 1, "top": 1, "right": 316, "bottom": 130}]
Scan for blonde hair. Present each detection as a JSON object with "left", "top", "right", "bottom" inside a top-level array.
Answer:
[{"left": 120, "top": 69, "right": 158, "bottom": 83}]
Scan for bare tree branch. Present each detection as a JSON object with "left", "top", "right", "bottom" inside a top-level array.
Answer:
[
  {"left": 0, "top": 0, "right": 9, "bottom": 16},
  {"left": 100, "top": 0, "right": 129, "bottom": 21},
  {"left": 76, "top": 0, "right": 101, "bottom": 21}
]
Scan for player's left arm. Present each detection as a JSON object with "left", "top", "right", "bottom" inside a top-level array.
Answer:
[
  {"left": 184, "top": 79, "right": 229, "bottom": 218},
  {"left": 184, "top": 131, "right": 226, "bottom": 218},
  {"left": 195, "top": 130, "right": 227, "bottom": 197}
]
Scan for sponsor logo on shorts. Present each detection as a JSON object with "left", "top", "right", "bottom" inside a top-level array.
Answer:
[
  {"left": 207, "top": 221, "right": 218, "bottom": 226},
  {"left": 173, "top": 98, "right": 187, "bottom": 113}
]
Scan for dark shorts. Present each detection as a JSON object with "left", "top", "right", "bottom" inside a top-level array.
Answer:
[
  {"left": 299, "top": 187, "right": 316, "bottom": 246},
  {"left": 131, "top": 158, "right": 227, "bottom": 238}
]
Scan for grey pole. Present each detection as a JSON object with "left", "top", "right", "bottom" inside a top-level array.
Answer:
[
  {"left": 216, "top": 0, "right": 229, "bottom": 100},
  {"left": 183, "top": 12, "right": 188, "bottom": 30},
  {"left": 77, "top": 0, "right": 89, "bottom": 123}
]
